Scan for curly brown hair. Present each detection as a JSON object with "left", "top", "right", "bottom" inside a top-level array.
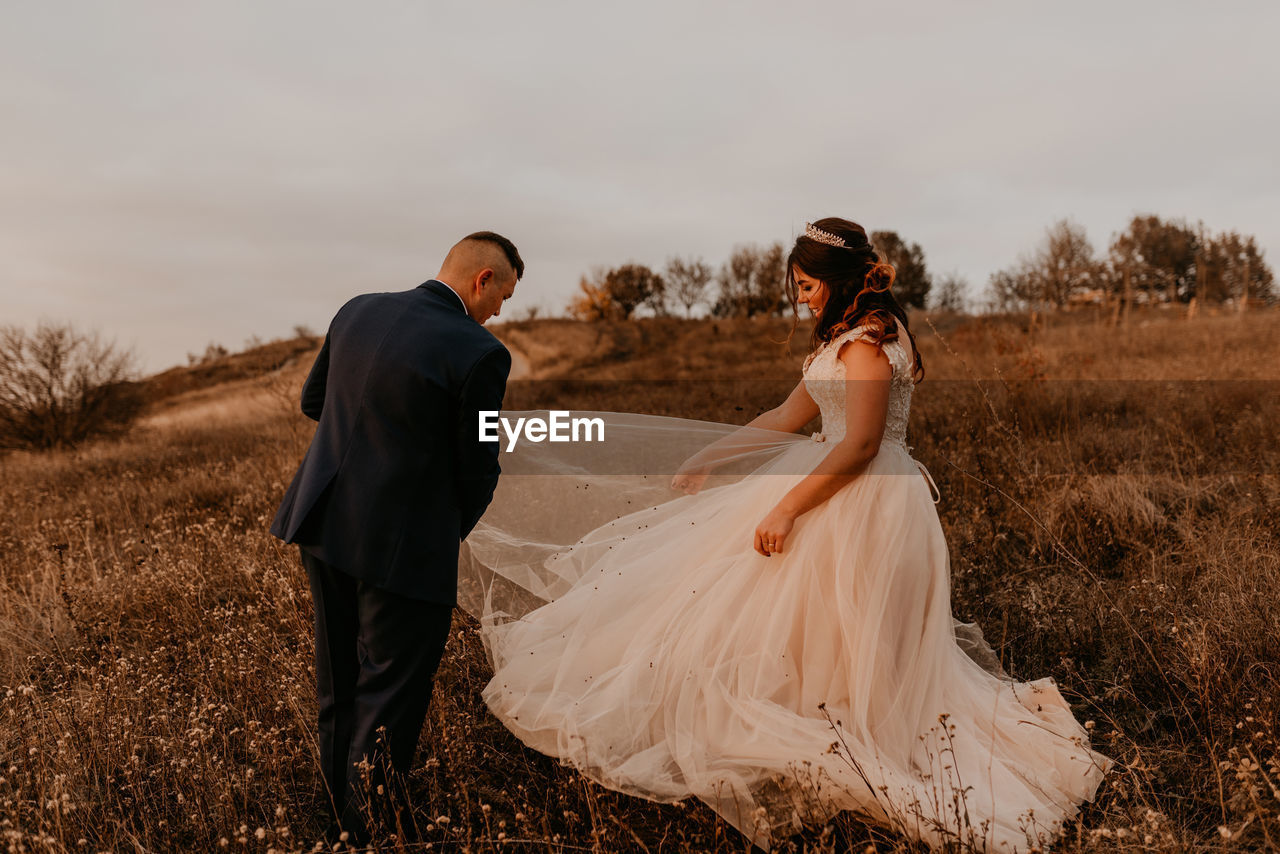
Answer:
[{"left": 785, "top": 217, "right": 924, "bottom": 382}]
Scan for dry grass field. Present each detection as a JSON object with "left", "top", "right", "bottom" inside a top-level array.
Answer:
[{"left": 2, "top": 307, "right": 1278, "bottom": 852}]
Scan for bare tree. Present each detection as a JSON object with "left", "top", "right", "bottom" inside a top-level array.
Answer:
[
  {"left": 712, "top": 245, "right": 759, "bottom": 317},
  {"left": 751, "top": 241, "right": 788, "bottom": 316},
  {"left": 0, "top": 322, "right": 143, "bottom": 451},
  {"left": 711, "top": 242, "right": 788, "bottom": 317},
  {"left": 987, "top": 219, "right": 1102, "bottom": 312},
  {"left": 930, "top": 272, "right": 970, "bottom": 313},
  {"left": 986, "top": 259, "right": 1042, "bottom": 313},
  {"left": 664, "top": 256, "right": 713, "bottom": 317},
  {"left": 1036, "top": 219, "right": 1102, "bottom": 307}
]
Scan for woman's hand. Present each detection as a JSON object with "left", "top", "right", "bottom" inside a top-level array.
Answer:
[
  {"left": 671, "top": 461, "right": 710, "bottom": 494},
  {"left": 754, "top": 506, "right": 796, "bottom": 557}
]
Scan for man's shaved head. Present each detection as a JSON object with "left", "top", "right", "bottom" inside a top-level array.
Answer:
[
  {"left": 436, "top": 230, "right": 523, "bottom": 325},
  {"left": 440, "top": 231, "right": 524, "bottom": 283}
]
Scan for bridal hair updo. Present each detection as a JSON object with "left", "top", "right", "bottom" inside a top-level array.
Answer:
[{"left": 785, "top": 217, "right": 924, "bottom": 382}]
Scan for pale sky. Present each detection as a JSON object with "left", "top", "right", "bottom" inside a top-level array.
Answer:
[{"left": 2, "top": 1, "right": 1276, "bottom": 372}]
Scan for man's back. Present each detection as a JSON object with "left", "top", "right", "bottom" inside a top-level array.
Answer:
[{"left": 270, "top": 280, "right": 511, "bottom": 604}]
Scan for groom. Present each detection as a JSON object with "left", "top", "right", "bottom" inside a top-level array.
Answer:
[{"left": 270, "top": 231, "right": 522, "bottom": 843}]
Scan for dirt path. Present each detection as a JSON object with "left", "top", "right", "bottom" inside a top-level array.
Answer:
[
  {"left": 140, "top": 331, "right": 541, "bottom": 434},
  {"left": 500, "top": 335, "right": 534, "bottom": 380}
]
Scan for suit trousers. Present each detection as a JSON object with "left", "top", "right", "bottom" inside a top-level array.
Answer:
[{"left": 300, "top": 547, "right": 453, "bottom": 841}]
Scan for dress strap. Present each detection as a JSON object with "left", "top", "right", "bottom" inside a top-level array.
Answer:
[
  {"left": 834, "top": 324, "right": 872, "bottom": 347},
  {"left": 914, "top": 459, "right": 941, "bottom": 504},
  {"left": 804, "top": 325, "right": 870, "bottom": 373}
]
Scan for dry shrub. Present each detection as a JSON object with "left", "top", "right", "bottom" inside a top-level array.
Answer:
[{"left": 0, "top": 322, "right": 143, "bottom": 452}]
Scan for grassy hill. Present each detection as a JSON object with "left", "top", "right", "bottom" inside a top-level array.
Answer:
[{"left": 1, "top": 308, "right": 1278, "bottom": 852}]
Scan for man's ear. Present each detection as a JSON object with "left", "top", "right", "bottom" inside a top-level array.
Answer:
[{"left": 477, "top": 268, "right": 494, "bottom": 289}]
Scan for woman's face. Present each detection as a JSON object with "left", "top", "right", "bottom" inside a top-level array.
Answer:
[{"left": 793, "top": 267, "right": 828, "bottom": 317}]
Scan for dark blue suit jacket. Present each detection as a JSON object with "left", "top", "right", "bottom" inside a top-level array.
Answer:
[{"left": 269, "top": 279, "right": 511, "bottom": 605}]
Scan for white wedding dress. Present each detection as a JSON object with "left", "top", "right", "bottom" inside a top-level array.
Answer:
[{"left": 457, "top": 325, "right": 1111, "bottom": 851}]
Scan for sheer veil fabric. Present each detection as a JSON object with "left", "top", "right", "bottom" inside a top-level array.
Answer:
[{"left": 457, "top": 326, "right": 1111, "bottom": 851}]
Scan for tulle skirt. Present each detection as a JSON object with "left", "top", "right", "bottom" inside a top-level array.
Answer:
[{"left": 457, "top": 411, "right": 1110, "bottom": 851}]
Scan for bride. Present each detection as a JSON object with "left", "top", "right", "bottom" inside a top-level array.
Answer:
[{"left": 457, "top": 218, "right": 1111, "bottom": 851}]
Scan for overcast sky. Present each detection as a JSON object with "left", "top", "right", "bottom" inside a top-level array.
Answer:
[{"left": 2, "top": 1, "right": 1276, "bottom": 372}]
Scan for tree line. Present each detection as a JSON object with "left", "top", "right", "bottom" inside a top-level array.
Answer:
[
  {"left": 566, "top": 214, "right": 1274, "bottom": 320},
  {"left": 988, "top": 214, "right": 1274, "bottom": 314},
  {"left": 568, "top": 229, "right": 938, "bottom": 320},
  {"left": 3, "top": 213, "right": 1272, "bottom": 453}
]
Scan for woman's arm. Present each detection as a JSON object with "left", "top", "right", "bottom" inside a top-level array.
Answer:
[
  {"left": 753, "top": 340, "right": 891, "bottom": 556},
  {"left": 671, "top": 380, "right": 819, "bottom": 492},
  {"left": 742, "top": 379, "right": 821, "bottom": 434}
]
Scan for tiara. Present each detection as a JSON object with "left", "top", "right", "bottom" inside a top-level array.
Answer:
[{"left": 804, "top": 222, "right": 846, "bottom": 247}]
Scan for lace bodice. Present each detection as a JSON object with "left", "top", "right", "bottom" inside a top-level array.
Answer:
[{"left": 802, "top": 325, "right": 915, "bottom": 446}]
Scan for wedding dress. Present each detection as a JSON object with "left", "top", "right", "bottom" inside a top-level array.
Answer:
[{"left": 457, "top": 325, "right": 1111, "bottom": 851}]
